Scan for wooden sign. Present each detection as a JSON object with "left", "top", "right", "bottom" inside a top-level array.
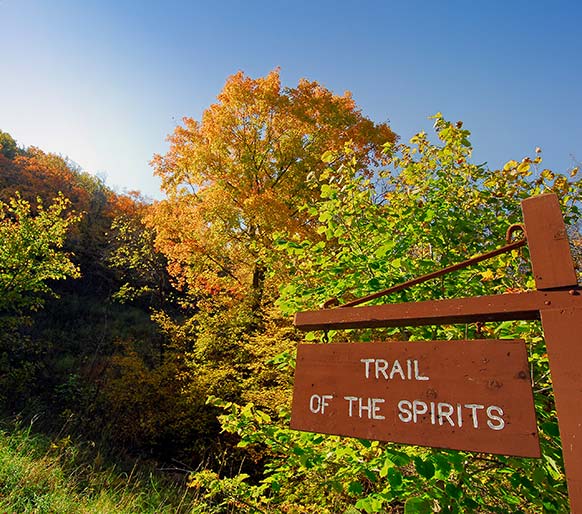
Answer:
[
  {"left": 291, "top": 340, "right": 540, "bottom": 457},
  {"left": 291, "top": 194, "right": 582, "bottom": 511}
]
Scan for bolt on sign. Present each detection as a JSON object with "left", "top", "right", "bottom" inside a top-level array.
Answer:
[
  {"left": 291, "top": 194, "right": 582, "bottom": 512},
  {"left": 291, "top": 340, "right": 539, "bottom": 457}
]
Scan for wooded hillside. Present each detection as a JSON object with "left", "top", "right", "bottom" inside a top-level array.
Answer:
[{"left": 0, "top": 70, "right": 580, "bottom": 513}]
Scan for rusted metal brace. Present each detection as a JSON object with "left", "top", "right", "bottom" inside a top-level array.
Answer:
[{"left": 323, "top": 224, "right": 527, "bottom": 309}]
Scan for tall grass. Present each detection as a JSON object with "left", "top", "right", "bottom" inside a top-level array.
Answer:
[{"left": 0, "top": 420, "right": 200, "bottom": 513}]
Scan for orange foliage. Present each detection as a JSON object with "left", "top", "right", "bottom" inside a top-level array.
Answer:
[
  {"left": 0, "top": 148, "right": 90, "bottom": 210},
  {"left": 150, "top": 69, "right": 396, "bottom": 299}
]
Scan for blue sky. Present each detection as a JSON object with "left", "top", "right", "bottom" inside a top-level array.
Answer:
[{"left": 1, "top": 0, "right": 581, "bottom": 199}]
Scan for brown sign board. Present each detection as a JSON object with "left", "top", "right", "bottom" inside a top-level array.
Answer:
[{"left": 291, "top": 340, "right": 540, "bottom": 457}]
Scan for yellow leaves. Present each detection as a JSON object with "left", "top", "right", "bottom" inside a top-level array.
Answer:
[
  {"left": 321, "top": 150, "right": 336, "bottom": 163},
  {"left": 429, "top": 112, "right": 444, "bottom": 129},
  {"left": 409, "top": 131, "right": 426, "bottom": 145},
  {"left": 187, "top": 470, "right": 219, "bottom": 489},
  {"left": 217, "top": 69, "right": 282, "bottom": 108},
  {"left": 382, "top": 140, "right": 396, "bottom": 152},
  {"left": 480, "top": 269, "right": 496, "bottom": 282},
  {"left": 503, "top": 158, "right": 532, "bottom": 177}
]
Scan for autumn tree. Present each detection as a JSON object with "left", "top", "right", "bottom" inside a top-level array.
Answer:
[
  {"left": 0, "top": 146, "right": 90, "bottom": 209},
  {"left": 0, "top": 193, "right": 81, "bottom": 312},
  {"left": 151, "top": 69, "right": 396, "bottom": 307},
  {"left": 138, "top": 70, "right": 397, "bottom": 453}
]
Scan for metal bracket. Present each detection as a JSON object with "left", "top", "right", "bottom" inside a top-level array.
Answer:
[{"left": 323, "top": 226, "right": 527, "bottom": 310}]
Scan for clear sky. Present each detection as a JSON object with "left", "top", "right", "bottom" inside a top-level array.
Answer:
[{"left": 1, "top": 0, "right": 581, "bottom": 200}]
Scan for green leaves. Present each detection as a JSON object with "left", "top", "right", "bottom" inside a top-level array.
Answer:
[
  {"left": 355, "top": 496, "right": 382, "bottom": 513},
  {"left": 404, "top": 497, "right": 432, "bottom": 514},
  {"left": 269, "top": 113, "right": 580, "bottom": 512},
  {"left": 0, "top": 193, "right": 81, "bottom": 312},
  {"left": 414, "top": 456, "right": 435, "bottom": 480}
]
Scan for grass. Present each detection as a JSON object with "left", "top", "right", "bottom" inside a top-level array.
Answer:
[{"left": 0, "top": 419, "right": 200, "bottom": 513}]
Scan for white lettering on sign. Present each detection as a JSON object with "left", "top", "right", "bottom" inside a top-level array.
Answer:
[
  {"left": 309, "top": 394, "right": 334, "bottom": 414},
  {"left": 343, "top": 396, "right": 386, "bottom": 420},
  {"left": 486, "top": 406, "right": 505, "bottom": 430},
  {"left": 360, "top": 358, "right": 429, "bottom": 381},
  {"left": 304, "top": 356, "right": 507, "bottom": 432},
  {"left": 465, "top": 404, "right": 484, "bottom": 428},
  {"left": 305, "top": 395, "right": 506, "bottom": 431},
  {"left": 397, "top": 399, "right": 506, "bottom": 430}
]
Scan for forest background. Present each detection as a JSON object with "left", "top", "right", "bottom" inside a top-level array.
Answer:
[{"left": 0, "top": 66, "right": 581, "bottom": 513}]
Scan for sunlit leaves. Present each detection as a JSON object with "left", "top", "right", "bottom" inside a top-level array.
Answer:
[
  {"left": 107, "top": 209, "right": 171, "bottom": 307},
  {"left": 261, "top": 114, "right": 581, "bottom": 511},
  {"left": 0, "top": 193, "right": 81, "bottom": 312},
  {"left": 278, "top": 114, "right": 581, "bottom": 322},
  {"left": 150, "top": 69, "right": 396, "bottom": 304}
]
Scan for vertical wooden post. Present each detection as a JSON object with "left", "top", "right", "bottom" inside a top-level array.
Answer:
[
  {"left": 540, "top": 308, "right": 582, "bottom": 510},
  {"left": 521, "top": 193, "right": 578, "bottom": 290},
  {"left": 522, "top": 193, "right": 581, "bottom": 512}
]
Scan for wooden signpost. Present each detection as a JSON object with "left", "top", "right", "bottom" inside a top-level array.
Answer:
[
  {"left": 292, "top": 339, "right": 540, "bottom": 457},
  {"left": 291, "top": 193, "right": 582, "bottom": 511}
]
